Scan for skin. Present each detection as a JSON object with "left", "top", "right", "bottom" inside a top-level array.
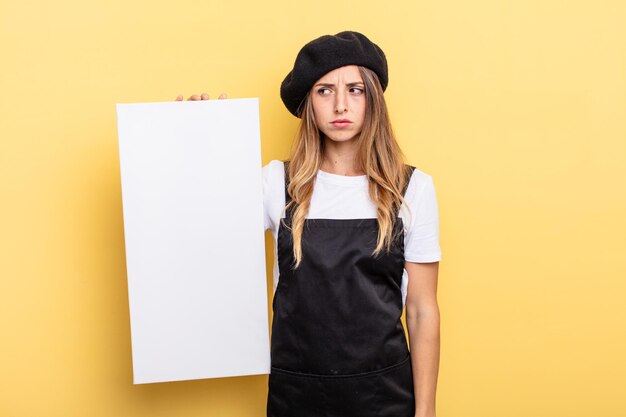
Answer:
[
  {"left": 177, "top": 69, "right": 440, "bottom": 416},
  {"left": 175, "top": 93, "right": 228, "bottom": 101},
  {"left": 405, "top": 261, "right": 440, "bottom": 417},
  {"left": 310, "top": 65, "right": 367, "bottom": 176}
]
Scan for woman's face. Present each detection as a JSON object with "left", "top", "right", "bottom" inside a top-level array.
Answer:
[{"left": 310, "top": 65, "right": 366, "bottom": 144}]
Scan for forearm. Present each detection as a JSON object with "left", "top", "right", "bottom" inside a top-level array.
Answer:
[{"left": 407, "top": 309, "right": 440, "bottom": 417}]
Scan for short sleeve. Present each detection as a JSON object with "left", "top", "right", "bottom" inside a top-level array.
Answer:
[
  {"left": 262, "top": 160, "right": 286, "bottom": 235},
  {"left": 402, "top": 171, "right": 442, "bottom": 263}
]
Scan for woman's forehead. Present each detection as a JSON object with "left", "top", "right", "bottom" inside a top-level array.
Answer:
[{"left": 315, "top": 65, "right": 363, "bottom": 85}]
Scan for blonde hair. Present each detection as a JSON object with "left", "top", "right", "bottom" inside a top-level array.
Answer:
[{"left": 285, "top": 66, "right": 412, "bottom": 267}]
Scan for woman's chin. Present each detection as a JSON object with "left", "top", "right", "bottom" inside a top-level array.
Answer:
[{"left": 322, "top": 133, "right": 360, "bottom": 144}]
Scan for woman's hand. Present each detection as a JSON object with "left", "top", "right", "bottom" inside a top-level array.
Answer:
[{"left": 175, "top": 93, "right": 228, "bottom": 101}]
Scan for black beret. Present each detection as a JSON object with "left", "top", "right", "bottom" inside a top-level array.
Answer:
[{"left": 280, "top": 31, "right": 388, "bottom": 117}]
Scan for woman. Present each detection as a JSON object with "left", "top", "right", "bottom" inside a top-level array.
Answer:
[{"left": 179, "top": 31, "right": 440, "bottom": 417}]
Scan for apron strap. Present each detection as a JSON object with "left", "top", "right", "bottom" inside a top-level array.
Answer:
[
  {"left": 394, "top": 165, "right": 415, "bottom": 219},
  {"left": 283, "top": 161, "right": 294, "bottom": 219},
  {"left": 402, "top": 166, "right": 416, "bottom": 196},
  {"left": 283, "top": 161, "right": 291, "bottom": 204}
]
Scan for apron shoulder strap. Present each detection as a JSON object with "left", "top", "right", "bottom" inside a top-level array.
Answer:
[
  {"left": 283, "top": 160, "right": 294, "bottom": 219},
  {"left": 401, "top": 165, "right": 416, "bottom": 197},
  {"left": 395, "top": 164, "right": 416, "bottom": 220}
]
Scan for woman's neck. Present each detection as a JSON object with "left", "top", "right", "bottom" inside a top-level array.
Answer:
[{"left": 320, "top": 139, "right": 364, "bottom": 176}]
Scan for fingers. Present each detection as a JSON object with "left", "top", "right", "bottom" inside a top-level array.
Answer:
[
  {"left": 187, "top": 93, "right": 210, "bottom": 101},
  {"left": 175, "top": 92, "right": 229, "bottom": 101}
]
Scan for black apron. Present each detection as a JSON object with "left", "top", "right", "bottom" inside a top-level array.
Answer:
[{"left": 267, "top": 164, "right": 416, "bottom": 417}]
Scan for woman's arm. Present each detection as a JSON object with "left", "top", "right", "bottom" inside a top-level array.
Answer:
[{"left": 405, "top": 261, "right": 440, "bottom": 417}]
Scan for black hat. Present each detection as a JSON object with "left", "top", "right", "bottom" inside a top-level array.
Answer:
[{"left": 280, "top": 31, "right": 388, "bottom": 117}]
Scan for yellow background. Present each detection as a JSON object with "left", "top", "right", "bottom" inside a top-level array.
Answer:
[{"left": 1, "top": 0, "right": 625, "bottom": 416}]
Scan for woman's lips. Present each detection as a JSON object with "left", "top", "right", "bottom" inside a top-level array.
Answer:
[{"left": 331, "top": 120, "right": 352, "bottom": 128}]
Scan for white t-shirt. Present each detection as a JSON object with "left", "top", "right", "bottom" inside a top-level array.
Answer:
[{"left": 262, "top": 160, "right": 441, "bottom": 305}]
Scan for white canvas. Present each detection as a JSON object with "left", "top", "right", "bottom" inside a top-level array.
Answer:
[{"left": 116, "top": 98, "right": 270, "bottom": 384}]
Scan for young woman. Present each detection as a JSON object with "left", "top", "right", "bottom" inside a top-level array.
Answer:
[{"left": 178, "top": 31, "right": 441, "bottom": 417}]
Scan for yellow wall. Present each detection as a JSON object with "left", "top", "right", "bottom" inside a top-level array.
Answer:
[{"left": 1, "top": 0, "right": 625, "bottom": 416}]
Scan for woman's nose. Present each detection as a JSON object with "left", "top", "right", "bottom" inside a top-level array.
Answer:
[{"left": 334, "top": 92, "right": 348, "bottom": 114}]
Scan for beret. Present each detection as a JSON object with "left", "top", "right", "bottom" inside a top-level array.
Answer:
[{"left": 280, "top": 31, "right": 388, "bottom": 117}]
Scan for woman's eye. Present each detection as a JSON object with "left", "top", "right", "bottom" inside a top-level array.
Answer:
[
  {"left": 317, "top": 87, "right": 332, "bottom": 95},
  {"left": 350, "top": 87, "right": 364, "bottom": 94}
]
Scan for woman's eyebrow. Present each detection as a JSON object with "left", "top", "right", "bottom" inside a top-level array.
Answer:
[{"left": 314, "top": 81, "right": 365, "bottom": 87}]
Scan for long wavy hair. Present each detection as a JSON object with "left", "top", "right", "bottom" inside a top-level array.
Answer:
[{"left": 285, "top": 66, "right": 412, "bottom": 267}]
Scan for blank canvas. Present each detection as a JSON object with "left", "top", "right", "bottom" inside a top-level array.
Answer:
[{"left": 116, "top": 98, "right": 269, "bottom": 384}]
